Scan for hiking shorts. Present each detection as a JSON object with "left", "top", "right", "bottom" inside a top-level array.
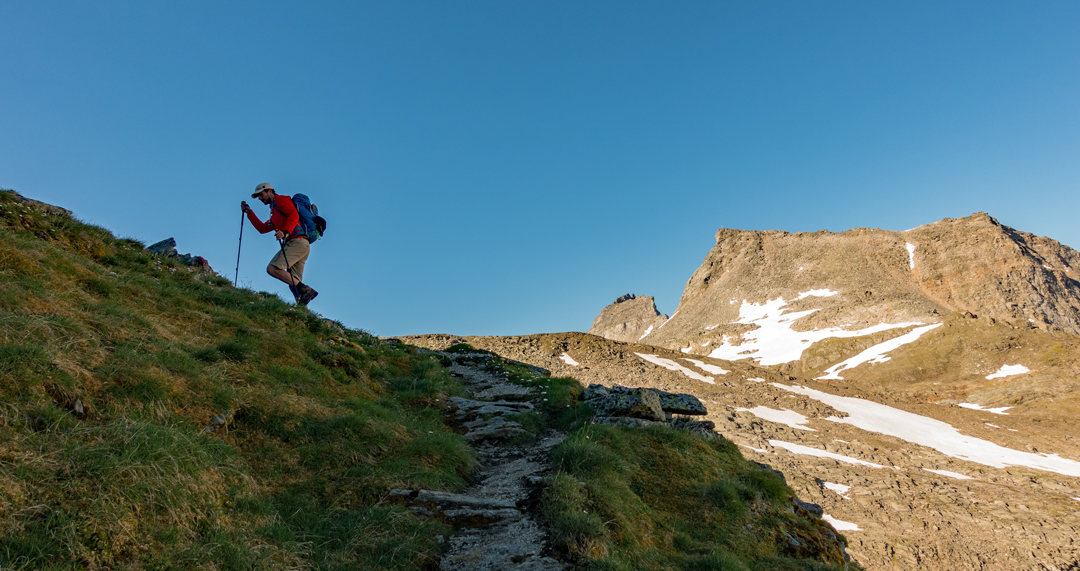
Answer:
[{"left": 270, "top": 237, "right": 310, "bottom": 282}]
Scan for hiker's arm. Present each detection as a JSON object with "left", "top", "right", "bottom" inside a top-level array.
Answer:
[
  {"left": 274, "top": 195, "right": 301, "bottom": 236},
  {"left": 245, "top": 207, "right": 273, "bottom": 234}
]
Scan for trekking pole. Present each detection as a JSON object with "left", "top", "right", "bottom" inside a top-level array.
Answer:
[
  {"left": 277, "top": 238, "right": 300, "bottom": 303},
  {"left": 234, "top": 211, "right": 245, "bottom": 287}
]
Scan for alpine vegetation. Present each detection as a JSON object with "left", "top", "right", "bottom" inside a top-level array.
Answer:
[{"left": 0, "top": 190, "right": 473, "bottom": 570}]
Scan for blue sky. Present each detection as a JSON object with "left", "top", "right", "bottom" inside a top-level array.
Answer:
[{"left": 3, "top": 2, "right": 1079, "bottom": 336}]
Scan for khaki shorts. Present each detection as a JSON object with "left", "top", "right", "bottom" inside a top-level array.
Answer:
[{"left": 270, "top": 238, "right": 310, "bottom": 282}]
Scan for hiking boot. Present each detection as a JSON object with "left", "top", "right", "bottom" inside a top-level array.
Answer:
[{"left": 297, "top": 284, "right": 319, "bottom": 306}]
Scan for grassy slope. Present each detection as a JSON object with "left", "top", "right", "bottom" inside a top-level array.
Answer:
[{"left": 0, "top": 190, "right": 474, "bottom": 570}]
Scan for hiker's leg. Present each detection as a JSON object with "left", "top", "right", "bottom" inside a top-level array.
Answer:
[
  {"left": 266, "top": 239, "right": 309, "bottom": 289},
  {"left": 266, "top": 263, "right": 297, "bottom": 286}
]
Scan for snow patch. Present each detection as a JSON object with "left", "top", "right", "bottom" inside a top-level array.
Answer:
[
  {"left": 559, "top": 353, "right": 579, "bottom": 367},
  {"left": 796, "top": 289, "right": 839, "bottom": 300},
  {"left": 738, "top": 407, "right": 815, "bottom": 431},
  {"left": 708, "top": 294, "right": 924, "bottom": 366},
  {"left": 923, "top": 468, "right": 973, "bottom": 480},
  {"left": 658, "top": 310, "right": 678, "bottom": 329},
  {"left": 739, "top": 444, "right": 771, "bottom": 454},
  {"left": 958, "top": 403, "right": 1012, "bottom": 415},
  {"left": 906, "top": 243, "right": 916, "bottom": 269},
  {"left": 747, "top": 377, "right": 766, "bottom": 383},
  {"left": 823, "top": 514, "right": 861, "bottom": 531},
  {"left": 768, "top": 440, "right": 886, "bottom": 468},
  {"left": 638, "top": 325, "right": 654, "bottom": 340},
  {"left": 774, "top": 384, "right": 1080, "bottom": 477},
  {"left": 705, "top": 324, "right": 719, "bottom": 331},
  {"left": 635, "top": 353, "right": 714, "bottom": 384},
  {"left": 817, "top": 324, "right": 942, "bottom": 380},
  {"left": 986, "top": 364, "right": 1030, "bottom": 379},
  {"left": 823, "top": 482, "right": 851, "bottom": 497},
  {"left": 683, "top": 358, "right": 728, "bottom": 375}
]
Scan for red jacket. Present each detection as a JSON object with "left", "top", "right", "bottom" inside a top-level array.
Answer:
[{"left": 247, "top": 195, "right": 300, "bottom": 237}]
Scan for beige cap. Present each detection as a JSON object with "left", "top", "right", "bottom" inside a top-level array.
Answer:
[{"left": 251, "top": 182, "right": 274, "bottom": 198}]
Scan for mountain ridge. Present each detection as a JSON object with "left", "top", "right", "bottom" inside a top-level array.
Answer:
[{"left": 592, "top": 212, "right": 1080, "bottom": 361}]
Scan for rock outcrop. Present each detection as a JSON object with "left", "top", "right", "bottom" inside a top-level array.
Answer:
[
  {"left": 587, "top": 293, "right": 669, "bottom": 344},
  {"left": 147, "top": 237, "right": 213, "bottom": 271}
]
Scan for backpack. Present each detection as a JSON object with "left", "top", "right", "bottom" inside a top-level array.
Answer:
[{"left": 275, "top": 193, "right": 327, "bottom": 243}]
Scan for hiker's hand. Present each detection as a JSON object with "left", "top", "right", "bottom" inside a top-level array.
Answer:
[
  {"left": 274, "top": 230, "right": 285, "bottom": 240},
  {"left": 241, "top": 201, "right": 250, "bottom": 213}
]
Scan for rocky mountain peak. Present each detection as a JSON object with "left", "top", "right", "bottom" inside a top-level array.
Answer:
[
  {"left": 595, "top": 212, "right": 1080, "bottom": 362},
  {"left": 587, "top": 294, "right": 669, "bottom": 344}
]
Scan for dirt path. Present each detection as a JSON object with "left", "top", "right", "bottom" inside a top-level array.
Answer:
[{"left": 393, "top": 350, "right": 569, "bottom": 570}]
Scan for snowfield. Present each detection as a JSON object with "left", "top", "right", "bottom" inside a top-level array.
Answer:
[
  {"left": 768, "top": 440, "right": 887, "bottom": 468},
  {"left": 737, "top": 406, "right": 816, "bottom": 431},
  {"left": 986, "top": 364, "right": 1030, "bottom": 379},
  {"left": 635, "top": 353, "right": 715, "bottom": 384},
  {"left": 682, "top": 358, "right": 729, "bottom": 375},
  {"left": 817, "top": 323, "right": 942, "bottom": 380},
  {"left": 707, "top": 291, "right": 925, "bottom": 366},
  {"left": 775, "top": 383, "right": 1080, "bottom": 477}
]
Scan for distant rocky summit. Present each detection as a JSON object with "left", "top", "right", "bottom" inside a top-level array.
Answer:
[
  {"left": 587, "top": 293, "right": 669, "bottom": 343},
  {"left": 593, "top": 212, "right": 1080, "bottom": 360}
]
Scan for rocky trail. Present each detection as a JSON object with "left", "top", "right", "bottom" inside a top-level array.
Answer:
[{"left": 391, "top": 350, "right": 569, "bottom": 571}]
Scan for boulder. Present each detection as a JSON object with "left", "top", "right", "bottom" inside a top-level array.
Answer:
[
  {"left": 584, "top": 384, "right": 707, "bottom": 417},
  {"left": 583, "top": 385, "right": 666, "bottom": 421}
]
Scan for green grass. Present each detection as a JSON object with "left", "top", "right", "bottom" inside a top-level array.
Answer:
[
  {"left": 540, "top": 423, "right": 856, "bottom": 570},
  {"left": 0, "top": 189, "right": 474, "bottom": 570}
]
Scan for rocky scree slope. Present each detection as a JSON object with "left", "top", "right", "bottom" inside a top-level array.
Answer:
[{"left": 399, "top": 331, "right": 1080, "bottom": 571}]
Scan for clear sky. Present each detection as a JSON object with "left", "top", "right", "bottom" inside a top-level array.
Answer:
[{"left": 3, "top": 2, "right": 1079, "bottom": 336}]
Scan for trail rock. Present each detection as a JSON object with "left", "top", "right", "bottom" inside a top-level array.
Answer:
[
  {"left": 464, "top": 418, "right": 528, "bottom": 441},
  {"left": 449, "top": 397, "right": 533, "bottom": 418}
]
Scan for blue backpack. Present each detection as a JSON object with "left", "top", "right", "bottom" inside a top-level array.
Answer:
[{"left": 275, "top": 193, "right": 326, "bottom": 243}]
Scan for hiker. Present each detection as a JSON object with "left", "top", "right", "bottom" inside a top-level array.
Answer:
[{"left": 241, "top": 183, "right": 319, "bottom": 305}]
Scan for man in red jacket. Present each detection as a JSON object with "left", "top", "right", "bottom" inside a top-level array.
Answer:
[{"left": 241, "top": 182, "right": 319, "bottom": 305}]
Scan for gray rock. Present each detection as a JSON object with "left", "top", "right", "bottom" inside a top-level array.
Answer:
[
  {"left": 586, "top": 384, "right": 707, "bottom": 417},
  {"left": 584, "top": 385, "right": 666, "bottom": 421},
  {"left": 448, "top": 396, "right": 533, "bottom": 418},
  {"left": 464, "top": 418, "right": 528, "bottom": 441},
  {"left": 147, "top": 238, "right": 177, "bottom": 256},
  {"left": 654, "top": 390, "right": 708, "bottom": 415},
  {"left": 795, "top": 499, "right": 824, "bottom": 519}
]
